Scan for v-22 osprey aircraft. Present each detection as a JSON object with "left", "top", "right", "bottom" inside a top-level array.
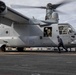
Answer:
[{"left": 0, "top": 0, "right": 76, "bottom": 51}]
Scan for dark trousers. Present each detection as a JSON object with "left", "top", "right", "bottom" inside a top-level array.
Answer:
[{"left": 58, "top": 43, "right": 68, "bottom": 52}]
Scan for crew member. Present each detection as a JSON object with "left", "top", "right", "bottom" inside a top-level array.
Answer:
[{"left": 57, "top": 36, "right": 68, "bottom": 53}]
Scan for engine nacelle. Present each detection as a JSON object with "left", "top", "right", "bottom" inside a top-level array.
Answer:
[
  {"left": 52, "top": 12, "right": 59, "bottom": 23},
  {"left": 0, "top": 1, "right": 7, "bottom": 15}
]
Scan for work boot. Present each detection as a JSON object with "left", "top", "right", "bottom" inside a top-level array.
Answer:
[{"left": 58, "top": 51, "right": 61, "bottom": 53}]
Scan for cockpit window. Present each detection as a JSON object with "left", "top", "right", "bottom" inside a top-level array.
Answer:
[
  {"left": 44, "top": 27, "right": 52, "bottom": 37},
  {"left": 59, "top": 26, "right": 68, "bottom": 34},
  {"left": 68, "top": 27, "right": 73, "bottom": 33},
  {"left": 59, "top": 25, "right": 74, "bottom": 35}
]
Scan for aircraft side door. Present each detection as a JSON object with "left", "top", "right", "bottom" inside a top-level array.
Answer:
[
  {"left": 42, "top": 24, "right": 60, "bottom": 47},
  {"left": 40, "top": 27, "right": 52, "bottom": 46}
]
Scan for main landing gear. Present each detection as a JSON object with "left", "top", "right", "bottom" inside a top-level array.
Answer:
[
  {"left": 0, "top": 45, "right": 6, "bottom": 52},
  {"left": 17, "top": 47, "right": 24, "bottom": 52}
]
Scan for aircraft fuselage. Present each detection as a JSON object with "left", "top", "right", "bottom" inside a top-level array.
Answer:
[{"left": 0, "top": 23, "right": 76, "bottom": 48}]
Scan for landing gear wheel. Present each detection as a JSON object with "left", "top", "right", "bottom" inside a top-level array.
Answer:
[
  {"left": 17, "top": 47, "right": 24, "bottom": 52},
  {"left": 1, "top": 45, "right": 6, "bottom": 52}
]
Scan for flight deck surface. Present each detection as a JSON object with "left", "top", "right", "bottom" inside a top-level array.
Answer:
[{"left": 0, "top": 51, "right": 76, "bottom": 75}]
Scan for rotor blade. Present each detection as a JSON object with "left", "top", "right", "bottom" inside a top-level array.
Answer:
[
  {"left": 52, "top": 0, "right": 72, "bottom": 9},
  {"left": 54, "top": 9, "right": 67, "bottom": 14},
  {"left": 11, "top": 0, "right": 73, "bottom": 9},
  {"left": 11, "top": 5, "right": 46, "bottom": 9}
]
